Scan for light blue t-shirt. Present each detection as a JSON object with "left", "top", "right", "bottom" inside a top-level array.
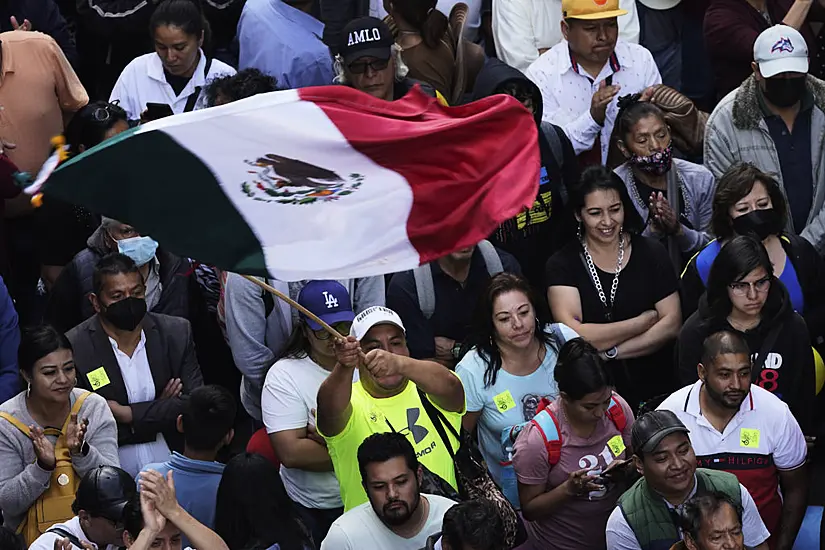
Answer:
[{"left": 456, "top": 323, "right": 577, "bottom": 507}]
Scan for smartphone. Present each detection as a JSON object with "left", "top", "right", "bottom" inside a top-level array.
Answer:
[
  {"left": 601, "top": 459, "right": 632, "bottom": 481},
  {"left": 143, "top": 102, "right": 174, "bottom": 122}
]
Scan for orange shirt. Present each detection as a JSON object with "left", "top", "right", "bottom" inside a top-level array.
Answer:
[{"left": 0, "top": 31, "right": 87, "bottom": 175}]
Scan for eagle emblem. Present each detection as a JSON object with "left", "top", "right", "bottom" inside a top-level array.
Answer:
[
  {"left": 771, "top": 37, "right": 794, "bottom": 54},
  {"left": 241, "top": 153, "right": 363, "bottom": 205}
]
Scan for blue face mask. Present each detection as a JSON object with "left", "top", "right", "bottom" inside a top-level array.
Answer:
[{"left": 117, "top": 236, "right": 158, "bottom": 267}]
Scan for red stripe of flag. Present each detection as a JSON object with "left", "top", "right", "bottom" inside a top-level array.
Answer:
[{"left": 299, "top": 85, "right": 539, "bottom": 264}]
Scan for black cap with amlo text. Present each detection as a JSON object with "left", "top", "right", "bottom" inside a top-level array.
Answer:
[{"left": 339, "top": 17, "right": 394, "bottom": 66}]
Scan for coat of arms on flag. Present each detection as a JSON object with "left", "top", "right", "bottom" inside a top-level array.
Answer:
[{"left": 242, "top": 153, "right": 364, "bottom": 205}]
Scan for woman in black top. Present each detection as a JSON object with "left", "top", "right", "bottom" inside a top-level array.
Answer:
[
  {"left": 678, "top": 235, "right": 815, "bottom": 435},
  {"left": 35, "top": 101, "right": 129, "bottom": 289},
  {"left": 546, "top": 166, "right": 682, "bottom": 411}
]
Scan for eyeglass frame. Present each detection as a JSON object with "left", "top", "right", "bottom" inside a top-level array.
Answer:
[
  {"left": 310, "top": 321, "right": 353, "bottom": 340},
  {"left": 347, "top": 58, "right": 390, "bottom": 74},
  {"left": 728, "top": 277, "right": 771, "bottom": 296}
]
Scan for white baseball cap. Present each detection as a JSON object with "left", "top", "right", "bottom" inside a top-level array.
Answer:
[
  {"left": 351, "top": 306, "right": 406, "bottom": 340},
  {"left": 754, "top": 25, "right": 809, "bottom": 78},
  {"left": 637, "top": 0, "right": 681, "bottom": 10}
]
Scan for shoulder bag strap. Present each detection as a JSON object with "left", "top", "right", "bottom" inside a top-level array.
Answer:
[
  {"left": 59, "top": 391, "right": 92, "bottom": 434},
  {"left": 0, "top": 412, "right": 30, "bottom": 436},
  {"left": 750, "top": 324, "right": 783, "bottom": 384},
  {"left": 183, "top": 57, "right": 213, "bottom": 113},
  {"left": 417, "top": 389, "right": 457, "bottom": 459},
  {"left": 477, "top": 240, "right": 503, "bottom": 275},
  {"left": 413, "top": 264, "right": 436, "bottom": 320},
  {"left": 46, "top": 527, "right": 84, "bottom": 548}
]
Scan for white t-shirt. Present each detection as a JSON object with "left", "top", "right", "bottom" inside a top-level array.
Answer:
[
  {"left": 262, "top": 356, "right": 357, "bottom": 509},
  {"left": 605, "top": 479, "right": 770, "bottom": 549},
  {"left": 110, "top": 50, "right": 235, "bottom": 120},
  {"left": 320, "top": 493, "right": 454, "bottom": 550},
  {"left": 28, "top": 516, "right": 119, "bottom": 550}
]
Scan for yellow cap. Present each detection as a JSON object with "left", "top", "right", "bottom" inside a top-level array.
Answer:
[{"left": 562, "top": 0, "right": 628, "bottom": 20}]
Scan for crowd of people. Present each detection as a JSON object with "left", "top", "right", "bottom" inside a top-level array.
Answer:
[{"left": 0, "top": 0, "right": 823, "bottom": 548}]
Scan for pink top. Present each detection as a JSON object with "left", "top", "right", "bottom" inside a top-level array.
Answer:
[{"left": 512, "top": 395, "right": 634, "bottom": 549}]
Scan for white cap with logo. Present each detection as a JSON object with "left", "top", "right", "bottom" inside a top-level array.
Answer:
[
  {"left": 754, "top": 24, "right": 809, "bottom": 78},
  {"left": 351, "top": 306, "right": 406, "bottom": 340}
]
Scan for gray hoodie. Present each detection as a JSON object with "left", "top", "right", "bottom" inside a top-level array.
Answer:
[{"left": 223, "top": 275, "right": 385, "bottom": 421}]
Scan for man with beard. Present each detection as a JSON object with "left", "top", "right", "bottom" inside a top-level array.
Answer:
[
  {"left": 606, "top": 410, "right": 769, "bottom": 550},
  {"left": 320, "top": 432, "right": 454, "bottom": 549},
  {"left": 657, "top": 331, "right": 807, "bottom": 550},
  {"left": 67, "top": 254, "right": 204, "bottom": 477}
]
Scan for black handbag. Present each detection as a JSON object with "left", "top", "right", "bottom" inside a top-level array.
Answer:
[{"left": 417, "top": 390, "right": 527, "bottom": 548}]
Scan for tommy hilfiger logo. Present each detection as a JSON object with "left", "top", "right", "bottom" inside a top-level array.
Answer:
[{"left": 771, "top": 37, "right": 794, "bottom": 54}]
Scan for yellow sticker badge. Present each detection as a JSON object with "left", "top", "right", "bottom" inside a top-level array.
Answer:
[
  {"left": 740, "top": 428, "right": 760, "bottom": 449},
  {"left": 607, "top": 435, "right": 626, "bottom": 457},
  {"left": 86, "top": 367, "right": 111, "bottom": 390},
  {"left": 493, "top": 390, "right": 517, "bottom": 413}
]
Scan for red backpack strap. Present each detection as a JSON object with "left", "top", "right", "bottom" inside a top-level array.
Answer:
[
  {"left": 606, "top": 393, "right": 627, "bottom": 432},
  {"left": 530, "top": 404, "right": 563, "bottom": 466}
]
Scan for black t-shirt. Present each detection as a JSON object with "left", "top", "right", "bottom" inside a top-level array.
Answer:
[
  {"left": 165, "top": 70, "right": 191, "bottom": 97},
  {"left": 546, "top": 234, "right": 680, "bottom": 406}
]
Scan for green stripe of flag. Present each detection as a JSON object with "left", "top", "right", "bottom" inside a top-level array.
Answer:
[{"left": 44, "top": 129, "right": 270, "bottom": 276}]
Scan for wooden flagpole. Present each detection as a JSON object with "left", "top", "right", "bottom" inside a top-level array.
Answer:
[{"left": 241, "top": 275, "right": 346, "bottom": 340}]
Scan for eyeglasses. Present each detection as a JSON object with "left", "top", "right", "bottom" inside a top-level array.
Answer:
[
  {"left": 348, "top": 59, "right": 389, "bottom": 74},
  {"left": 728, "top": 277, "right": 771, "bottom": 296},
  {"left": 312, "top": 321, "right": 352, "bottom": 340}
]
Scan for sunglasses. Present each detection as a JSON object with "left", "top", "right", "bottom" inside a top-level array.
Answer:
[
  {"left": 312, "top": 321, "right": 353, "bottom": 340},
  {"left": 348, "top": 59, "right": 389, "bottom": 74}
]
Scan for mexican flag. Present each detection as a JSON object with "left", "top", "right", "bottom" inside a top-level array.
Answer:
[{"left": 29, "top": 86, "right": 539, "bottom": 280}]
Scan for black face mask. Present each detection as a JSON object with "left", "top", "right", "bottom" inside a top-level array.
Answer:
[
  {"left": 101, "top": 297, "right": 147, "bottom": 332},
  {"left": 732, "top": 208, "right": 783, "bottom": 240},
  {"left": 762, "top": 77, "right": 807, "bottom": 108}
]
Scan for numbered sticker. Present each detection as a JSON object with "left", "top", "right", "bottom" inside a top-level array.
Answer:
[
  {"left": 493, "top": 390, "right": 517, "bottom": 413},
  {"left": 86, "top": 367, "right": 111, "bottom": 390},
  {"left": 740, "top": 428, "right": 760, "bottom": 448},
  {"left": 607, "top": 435, "right": 626, "bottom": 457}
]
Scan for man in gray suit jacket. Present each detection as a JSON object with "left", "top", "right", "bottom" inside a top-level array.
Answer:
[{"left": 67, "top": 253, "right": 203, "bottom": 476}]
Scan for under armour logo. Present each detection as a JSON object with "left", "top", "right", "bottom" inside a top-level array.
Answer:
[
  {"left": 323, "top": 291, "right": 338, "bottom": 309},
  {"left": 398, "top": 408, "right": 429, "bottom": 444}
]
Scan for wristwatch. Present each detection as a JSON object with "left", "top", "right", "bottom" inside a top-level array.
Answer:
[{"left": 604, "top": 346, "right": 619, "bottom": 360}]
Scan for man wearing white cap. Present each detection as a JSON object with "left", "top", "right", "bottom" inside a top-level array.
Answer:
[
  {"left": 316, "top": 306, "right": 465, "bottom": 512},
  {"left": 705, "top": 24, "right": 825, "bottom": 253}
]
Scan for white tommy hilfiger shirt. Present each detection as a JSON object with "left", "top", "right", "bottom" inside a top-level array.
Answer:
[
  {"left": 658, "top": 381, "right": 806, "bottom": 533},
  {"left": 525, "top": 40, "right": 661, "bottom": 164}
]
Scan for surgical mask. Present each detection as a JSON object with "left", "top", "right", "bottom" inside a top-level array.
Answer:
[
  {"left": 628, "top": 144, "right": 673, "bottom": 176},
  {"left": 762, "top": 77, "right": 807, "bottom": 108},
  {"left": 101, "top": 297, "right": 146, "bottom": 332},
  {"left": 117, "top": 236, "right": 158, "bottom": 267},
  {"left": 731, "top": 208, "right": 783, "bottom": 241}
]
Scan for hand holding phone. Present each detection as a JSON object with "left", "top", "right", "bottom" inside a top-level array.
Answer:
[{"left": 142, "top": 102, "right": 174, "bottom": 123}]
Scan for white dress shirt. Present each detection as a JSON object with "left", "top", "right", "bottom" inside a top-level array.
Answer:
[
  {"left": 526, "top": 40, "right": 661, "bottom": 164},
  {"left": 110, "top": 50, "right": 235, "bottom": 120},
  {"left": 28, "top": 516, "right": 120, "bottom": 550},
  {"left": 493, "top": 0, "right": 640, "bottom": 71},
  {"left": 110, "top": 331, "right": 170, "bottom": 477}
]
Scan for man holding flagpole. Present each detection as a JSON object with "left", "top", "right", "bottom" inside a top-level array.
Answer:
[{"left": 317, "top": 306, "right": 464, "bottom": 512}]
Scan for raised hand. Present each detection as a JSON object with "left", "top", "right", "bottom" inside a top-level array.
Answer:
[
  {"left": 140, "top": 485, "right": 167, "bottom": 535},
  {"left": 10, "top": 16, "right": 32, "bottom": 31},
  {"left": 590, "top": 81, "right": 621, "bottom": 126},
  {"left": 333, "top": 336, "right": 361, "bottom": 369},
  {"left": 30, "top": 425, "right": 56, "bottom": 470},
  {"left": 363, "top": 349, "right": 404, "bottom": 380},
  {"left": 140, "top": 470, "right": 179, "bottom": 519},
  {"left": 65, "top": 414, "right": 89, "bottom": 455}
]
